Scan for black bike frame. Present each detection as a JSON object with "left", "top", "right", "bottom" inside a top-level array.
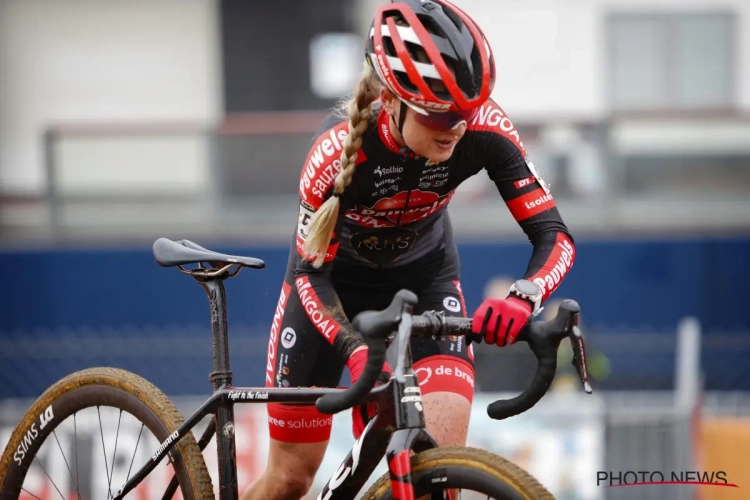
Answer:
[{"left": 112, "top": 276, "right": 439, "bottom": 500}]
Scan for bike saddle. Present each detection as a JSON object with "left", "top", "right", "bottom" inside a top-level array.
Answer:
[{"left": 152, "top": 238, "right": 265, "bottom": 269}]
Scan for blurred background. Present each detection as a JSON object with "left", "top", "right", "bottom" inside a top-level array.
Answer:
[{"left": 1, "top": 0, "right": 750, "bottom": 498}]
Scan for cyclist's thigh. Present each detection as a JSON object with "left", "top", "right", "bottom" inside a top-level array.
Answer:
[
  {"left": 265, "top": 277, "right": 344, "bottom": 445},
  {"left": 411, "top": 279, "right": 475, "bottom": 398},
  {"left": 411, "top": 279, "right": 474, "bottom": 446}
]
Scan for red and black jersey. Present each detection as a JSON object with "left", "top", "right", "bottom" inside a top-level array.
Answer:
[{"left": 289, "top": 98, "right": 576, "bottom": 359}]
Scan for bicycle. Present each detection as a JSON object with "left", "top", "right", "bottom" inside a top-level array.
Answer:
[{"left": 0, "top": 237, "right": 592, "bottom": 500}]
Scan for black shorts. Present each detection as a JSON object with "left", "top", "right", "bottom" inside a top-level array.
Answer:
[{"left": 263, "top": 269, "right": 475, "bottom": 443}]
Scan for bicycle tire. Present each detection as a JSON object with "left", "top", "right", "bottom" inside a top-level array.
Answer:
[
  {"left": 0, "top": 367, "right": 214, "bottom": 500},
  {"left": 361, "top": 446, "right": 554, "bottom": 500}
]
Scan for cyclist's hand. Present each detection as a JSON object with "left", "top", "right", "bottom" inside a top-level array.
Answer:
[
  {"left": 346, "top": 346, "right": 392, "bottom": 438},
  {"left": 471, "top": 296, "right": 532, "bottom": 347}
]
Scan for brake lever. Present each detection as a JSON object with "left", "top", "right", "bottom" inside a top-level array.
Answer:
[
  {"left": 393, "top": 311, "right": 413, "bottom": 384},
  {"left": 569, "top": 321, "right": 593, "bottom": 394},
  {"left": 519, "top": 300, "right": 593, "bottom": 396}
]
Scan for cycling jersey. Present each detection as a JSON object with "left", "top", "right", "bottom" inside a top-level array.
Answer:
[
  {"left": 291, "top": 99, "right": 576, "bottom": 363},
  {"left": 264, "top": 98, "right": 576, "bottom": 443}
]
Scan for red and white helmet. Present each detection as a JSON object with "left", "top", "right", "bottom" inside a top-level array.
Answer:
[{"left": 366, "top": 0, "right": 496, "bottom": 115}]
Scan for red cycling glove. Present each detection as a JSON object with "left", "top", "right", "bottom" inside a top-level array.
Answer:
[
  {"left": 347, "top": 346, "right": 392, "bottom": 438},
  {"left": 471, "top": 296, "right": 533, "bottom": 347}
]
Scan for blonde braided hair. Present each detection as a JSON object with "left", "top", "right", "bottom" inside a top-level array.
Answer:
[{"left": 302, "top": 62, "right": 381, "bottom": 268}]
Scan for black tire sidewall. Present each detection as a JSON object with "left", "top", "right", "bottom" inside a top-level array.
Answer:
[{"left": 374, "top": 464, "right": 531, "bottom": 500}]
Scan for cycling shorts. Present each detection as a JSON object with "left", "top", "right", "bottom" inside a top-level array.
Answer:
[{"left": 264, "top": 275, "right": 475, "bottom": 443}]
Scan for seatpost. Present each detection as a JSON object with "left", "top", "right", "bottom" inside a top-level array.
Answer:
[
  {"left": 196, "top": 275, "right": 239, "bottom": 500},
  {"left": 197, "top": 278, "right": 233, "bottom": 390}
]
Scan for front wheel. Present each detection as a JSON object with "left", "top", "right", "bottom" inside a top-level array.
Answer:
[{"left": 361, "top": 447, "right": 554, "bottom": 500}]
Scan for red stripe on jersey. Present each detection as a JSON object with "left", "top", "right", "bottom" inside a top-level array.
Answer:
[
  {"left": 466, "top": 101, "right": 526, "bottom": 156},
  {"left": 298, "top": 122, "right": 368, "bottom": 209},
  {"left": 529, "top": 233, "right": 576, "bottom": 300},
  {"left": 265, "top": 281, "right": 292, "bottom": 386},
  {"left": 506, "top": 188, "right": 556, "bottom": 221},
  {"left": 296, "top": 233, "right": 338, "bottom": 264},
  {"left": 294, "top": 276, "right": 342, "bottom": 343},
  {"left": 449, "top": 281, "right": 475, "bottom": 360},
  {"left": 452, "top": 280, "right": 468, "bottom": 318}
]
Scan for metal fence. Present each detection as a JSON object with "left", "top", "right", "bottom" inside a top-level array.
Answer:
[
  {"left": 4, "top": 112, "right": 750, "bottom": 246},
  {"left": 0, "top": 316, "right": 745, "bottom": 498},
  {"left": 2, "top": 322, "right": 748, "bottom": 401}
]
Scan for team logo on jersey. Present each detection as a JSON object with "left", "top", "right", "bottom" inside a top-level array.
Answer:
[
  {"left": 350, "top": 227, "right": 418, "bottom": 266},
  {"left": 443, "top": 297, "right": 461, "bottom": 313},
  {"left": 425, "top": 159, "right": 441, "bottom": 166},
  {"left": 374, "top": 165, "right": 403, "bottom": 177},
  {"left": 361, "top": 190, "right": 445, "bottom": 225},
  {"left": 281, "top": 328, "right": 296, "bottom": 349}
]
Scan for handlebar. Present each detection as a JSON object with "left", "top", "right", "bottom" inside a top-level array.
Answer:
[
  {"left": 315, "top": 289, "right": 592, "bottom": 419},
  {"left": 315, "top": 290, "right": 417, "bottom": 414}
]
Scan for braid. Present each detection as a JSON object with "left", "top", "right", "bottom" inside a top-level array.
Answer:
[{"left": 302, "top": 62, "right": 380, "bottom": 268}]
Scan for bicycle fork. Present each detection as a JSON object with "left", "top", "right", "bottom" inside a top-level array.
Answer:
[
  {"left": 386, "top": 427, "right": 447, "bottom": 500},
  {"left": 387, "top": 438, "right": 415, "bottom": 499}
]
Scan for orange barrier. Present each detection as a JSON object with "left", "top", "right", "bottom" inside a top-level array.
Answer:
[{"left": 697, "top": 417, "right": 750, "bottom": 500}]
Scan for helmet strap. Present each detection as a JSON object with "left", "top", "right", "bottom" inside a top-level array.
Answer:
[
  {"left": 397, "top": 100, "right": 408, "bottom": 135},
  {"left": 394, "top": 100, "right": 414, "bottom": 161}
]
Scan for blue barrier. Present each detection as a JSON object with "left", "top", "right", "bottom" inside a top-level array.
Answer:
[
  {"left": 1, "top": 235, "right": 749, "bottom": 398},
  {"left": 3, "top": 235, "right": 750, "bottom": 332}
]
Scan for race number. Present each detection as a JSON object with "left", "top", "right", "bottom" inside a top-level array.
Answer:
[
  {"left": 297, "top": 201, "right": 315, "bottom": 241},
  {"left": 525, "top": 156, "right": 551, "bottom": 196}
]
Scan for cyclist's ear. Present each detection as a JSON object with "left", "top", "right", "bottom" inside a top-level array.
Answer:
[{"left": 381, "top": 88, "right": 397, "bottom": 115}]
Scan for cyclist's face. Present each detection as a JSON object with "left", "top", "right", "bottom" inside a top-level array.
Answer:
[{"left": 382, "top": 89, "right": 469, "bottom": 163}]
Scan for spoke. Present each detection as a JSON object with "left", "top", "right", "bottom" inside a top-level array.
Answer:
[
  {"left": 161, "top": 475, "right": 180, "bottom": 500},
  {"left": 33, "top": 455, "right": 67, "bottom": 500},
  {"left": 126, "top": 424, "right": 145, "bottom": 482},
  {"left": 97, "top": 406, "right": 113, "bottom": 499},
  {"left": 20, "top": 487, "right": 44, "bottom": 500},
  {"left": 52, "top": 429, "right": 81, "bottom": 500},
  {"left": 107, "top": 410, "right": 123, "bottom": 495},
  {"left": 75, "top": 413, "right": 81, "bottom": 500}
]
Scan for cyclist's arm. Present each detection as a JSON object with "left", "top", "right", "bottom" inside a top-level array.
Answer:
[
  {"left": 294, "top": 198, "right": 365, "bottom": 360},
  {"left": 293, "top": 119, "right": 368, "bottom": 361},
  {"left": 470, "top": 101, "right": 576, "bottom": 301}
]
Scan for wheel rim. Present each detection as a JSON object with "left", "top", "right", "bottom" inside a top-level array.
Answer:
[{"left": 2, "top": 386, "right": 196, "bottom": 500}]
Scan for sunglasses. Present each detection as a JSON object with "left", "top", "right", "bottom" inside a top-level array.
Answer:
[{"left": 401, "top": 98, "right": 481, "bottom": 131}]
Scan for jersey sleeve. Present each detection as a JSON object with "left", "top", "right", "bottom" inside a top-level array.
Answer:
[
  {"left": 468, "top": 100, "right": 576, "bottom": 301},
  {"left": 296, "top": 119, "right": 351, "bottom": 264},
  {"left": 292, "top": 118, "right": 369, "bottom": 360}
]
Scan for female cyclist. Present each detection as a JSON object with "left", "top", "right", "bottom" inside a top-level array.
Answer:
[{"left": 242, "top": 1, "right": 576, "bottom": 498}]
